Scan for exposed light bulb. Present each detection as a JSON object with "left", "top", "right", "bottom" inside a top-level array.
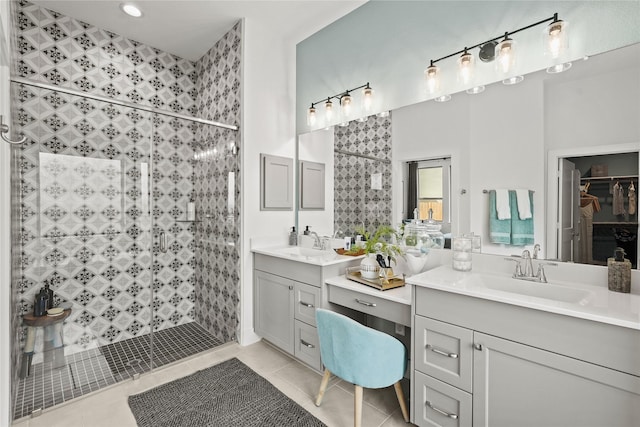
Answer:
[
  {"left": 362, "top": 84, "right": 374, "bottom": 112},
  {"left": 324, "top": 98, "right": 333, "bottom": 123},
  {"left": 424, "top": 62, "right": 440, "bottom": 95},
  {"left": 341, "top": 92, "right": 352, "bottom": 118},
  {"left": 457, "top": 50, "right": 474, "bottom": 85},
  {"left": 496, "top": 36, "right": 516, "bottom": 74},
  {"left": 545, "top": 17, "right": 568, "bottom": 59},
  {"left": 307, "top": 105, "right": 317, "bottom": 126}
]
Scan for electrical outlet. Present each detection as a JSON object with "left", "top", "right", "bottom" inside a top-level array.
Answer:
[{"left": 395, "top": 323, "right": 405, "bottom": 336}]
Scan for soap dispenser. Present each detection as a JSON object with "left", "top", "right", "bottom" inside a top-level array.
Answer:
[
  {"left": 303, "top": 226, "right": 310, "bottom": 235},
  {"left": 289, "top": 226, "right": 298, "bottom": 246},
  {"left": 607, "top": 247, "right": 631, "bottom": 293}
]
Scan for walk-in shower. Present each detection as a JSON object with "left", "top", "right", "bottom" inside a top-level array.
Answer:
[{"left": 8, "top": 1, "right": 242, "bottom": 421}]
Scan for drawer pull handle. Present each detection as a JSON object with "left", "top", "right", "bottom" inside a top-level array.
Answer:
[
  {"left": 299, "top": 301, "right": 314, "bottom": 308},
  {"left": 300, "top": 339, "right": 315, "bottom": 349},
  {"left": 426, "top": 344, "right": 458, "bottom": 359},
  {"left": 426, "top": 401, "right": 458, "bottom": 419},
  {"left": 355, "top": 298, "right": 376, "bottom": 307}
]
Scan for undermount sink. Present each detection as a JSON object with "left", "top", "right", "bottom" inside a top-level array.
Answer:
[
  {"left": 273, "top": 246, "right": 339, "bottom": 260},
  {"left": 461, "top": 274, "right": 593, "bottom": 304}
]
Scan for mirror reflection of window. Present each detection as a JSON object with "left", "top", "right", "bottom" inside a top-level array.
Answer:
[{"left": 407, "top": 158, "right": 451, "bottom": 225}]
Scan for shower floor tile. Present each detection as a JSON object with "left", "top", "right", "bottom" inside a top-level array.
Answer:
[{"left": 13, "top": 322, "right": 224, "bottom": 419}]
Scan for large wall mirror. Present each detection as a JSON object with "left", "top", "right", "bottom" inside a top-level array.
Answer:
[{"left": 296, "top": 42, "right": 640, "bottom": 269}]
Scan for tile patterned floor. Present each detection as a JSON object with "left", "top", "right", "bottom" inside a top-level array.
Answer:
[
  {"left": 11, "top": 340, "right": 413, "bottom": 427},
  {"left": 13, "top": 322, "right": 223, "bottom": 420}
]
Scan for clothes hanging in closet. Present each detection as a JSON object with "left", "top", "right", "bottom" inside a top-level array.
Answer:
[
  {"left": 629, "top": 181, "right": 636, "bottom": 216},
  {"left": 612, "top": 181, "right": 625, "bottom": 216},
  {"left": 579, "top": 191, "right": 600, "bottom": 264}
]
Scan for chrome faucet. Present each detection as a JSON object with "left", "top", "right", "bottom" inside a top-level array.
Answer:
[
  {"left": 309, "top": 231, "right": 322, "bottom": 250},
  {"left": 506, "top": 249, "right": 557, "bottom": 283}
]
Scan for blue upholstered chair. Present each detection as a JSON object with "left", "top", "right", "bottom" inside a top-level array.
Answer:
[{"left": 314, "top": 309, "right": 409, "bottom": 427}]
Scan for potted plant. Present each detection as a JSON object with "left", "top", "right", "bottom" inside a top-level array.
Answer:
[{"left": 354, "top": 224, "right": 403, "bottom": 279}]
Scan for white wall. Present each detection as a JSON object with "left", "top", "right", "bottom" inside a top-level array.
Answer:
[
  {"left": 1, "top": 1, "right": 12, "bottom": 423},
  {"left": 240, "top": 18, "right": 298, "bottom": 345}
]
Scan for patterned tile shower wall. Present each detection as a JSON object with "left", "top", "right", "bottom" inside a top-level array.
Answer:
[
  {"left": 334, "top": 114, "right": 393, "bottom": 235},
  {"left": 9, "top": 0, "right": 241, "bottom": 360},
  {"left": 193, "top": 22, "right": 242, "bottom": 342}
]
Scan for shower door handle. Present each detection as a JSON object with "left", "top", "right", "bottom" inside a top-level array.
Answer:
[{"left": 159, "top": 231, "right": 167, "bottom": 253}]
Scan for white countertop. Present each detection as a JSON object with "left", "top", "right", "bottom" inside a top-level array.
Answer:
[
  {"left": 252, "top": 245, "right": 364, "bottom": 267},
  {"left": 408, "top": 265, "right": 640, "bottom": 331},
  {"left": 325, "top": 275, "right": 412, "bottom": 306}
]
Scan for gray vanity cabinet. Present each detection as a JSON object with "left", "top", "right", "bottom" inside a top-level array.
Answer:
[
  {"left": 412, "top": 286, "right": 640, "bottom": 427},
  {"left": 253, "top": 253, "right": 360, "bottom": 372},
  {"left": 473, "top": 332, "right": 640, "bottom": 427},
  {"left": 254, "top": 270, "right": 295, "bottom": 354}
]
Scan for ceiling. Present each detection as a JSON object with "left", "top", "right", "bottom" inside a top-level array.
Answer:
[{"left": 29, "top": 0, "right": 367, "bottom": 61}]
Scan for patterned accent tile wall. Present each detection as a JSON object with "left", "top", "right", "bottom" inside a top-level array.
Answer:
[
  {"left": 334, "top": 114, "right": 393, "bottom": 235},
  {"left": 193, "top": 22, "right": 242, "bottom": 342},
  {"left": 10, "top": 0, "right": 242, "bottom": 359}
]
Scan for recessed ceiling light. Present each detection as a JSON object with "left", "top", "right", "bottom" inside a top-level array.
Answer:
[
  {"left": 433, "top": 94, "right": 451, "bottom": 103},
  {"left": 502, "top": 75, "right": 524, "bottom": 85},
  {"left": 120, "top": 3, "right": 142, "bottom": 18},
  {"left": 546, "top": 62, "right": 572, "bottom": 74},
  {"left": 466, "top": 85, "right": 485, "bottom": 95}
]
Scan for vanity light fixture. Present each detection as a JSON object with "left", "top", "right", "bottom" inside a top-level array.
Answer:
[
  {"left": 424, "top": 13, "right": 568, "bottom": 98},
  {"left": 120, "top": 3, "right": 143, "bottom": 18},
  {"left": 306, "top": 82, "right": 374, "bottom": 127}
]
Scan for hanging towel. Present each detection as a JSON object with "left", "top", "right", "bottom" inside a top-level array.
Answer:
[
  {"left": 515, "top": 189, "right": 532, "bottom": 220},
  {"left": 511, "top": 190, "right": 534, "bottom": 246},
  {"left": 495, "top": 189, "right": 511, "bottom": 220},
  {"left": 489, "top": 190, "right": 511, "bottom": 244}
]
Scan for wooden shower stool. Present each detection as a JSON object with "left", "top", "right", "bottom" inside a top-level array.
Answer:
[{"left": 20, "top": 308, "right": 71, "bottom": 378}]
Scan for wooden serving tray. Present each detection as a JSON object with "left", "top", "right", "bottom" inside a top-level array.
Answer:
[
  {"left": 335, "top": 248, "right": 366, "bottom": 256},
  {"left": 346, "top": 268, "right": 405, "bottom": 291}
]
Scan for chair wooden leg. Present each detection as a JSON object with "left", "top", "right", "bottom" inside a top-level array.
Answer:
[
  {"left": 394, "top": 381, "right": 410, "bottom": 422},
  {"left": 315, "top": 369, "right": 332, "bottom": 406},
  {"left": 354, "top": 385, "right": 363, "bottom": 427}
]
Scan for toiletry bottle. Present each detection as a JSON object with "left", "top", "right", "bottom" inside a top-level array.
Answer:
[
  {"left": 33, "top": 289, "right": 49, "bottom": 317},
  {"left": 304, "top": 226, "right": 310, "bottom": 235},
  {"left": 289, "top": 226, "right": 298, "bottom": 246},
  {"left": 608, "top": 247, "right": 631, "bottom": 293},
  {"left": 344, "top": 236, "right": 351, "bottom": 251},
  {"left": 43, "top": 284, "right": 54, "bottom": 309}
]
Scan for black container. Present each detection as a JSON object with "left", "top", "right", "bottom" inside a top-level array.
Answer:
[
  {"left": 33, "top": 289, "right": 49, "bottom": 317},
  {"left": 43, "top": 284, "right": 54, "bottom": 309}
]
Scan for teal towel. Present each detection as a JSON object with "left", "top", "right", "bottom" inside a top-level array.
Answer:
[
  {"left": 489, "top": 190, "right": 511, "bottom": 244},
  {"left": 511, "top": 190, "right": 534, "bottom": 245}
]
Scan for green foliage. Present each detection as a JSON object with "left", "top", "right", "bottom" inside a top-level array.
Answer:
[{"left": 353, "top": 224, "right": 404, "bottom": 263}]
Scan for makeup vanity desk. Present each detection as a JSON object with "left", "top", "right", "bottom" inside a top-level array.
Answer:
[{"left": 324, "top": 275, "right": 412, "bottom": 327}]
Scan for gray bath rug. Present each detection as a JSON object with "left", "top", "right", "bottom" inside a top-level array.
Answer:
[{"left": 128, "top": 357, "right": 326, "bottom": 427}]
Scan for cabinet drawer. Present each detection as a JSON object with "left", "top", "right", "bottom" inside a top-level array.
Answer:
[
  {"left": 414, "top": 370, "right": 472, "bottom": 427},
  {"left": 415, "top": 316, "right": 473, "bottom": 392},
  {"left": 328, "top": 285, "right": 411, "bottom": 326},
  {"left": 294, "top": 320, "right": 321, "bottom": 372},
  {"left": 294, "top": 282, "right": 321, "bottom": 326}
]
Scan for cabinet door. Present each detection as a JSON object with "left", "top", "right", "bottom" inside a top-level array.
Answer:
[
  {"left": 294, "top": 319, "right": 321, "bottom": 372},
  {"left": 414, "top": 370, "right": 472, "bottom": 427},
  {"left": 294, "top": 281, "right": 320, "bottom": 326},
  {"left": 473, "top": 332, "right": 640, "bottom": 427},
  {"left": 254, "top": 270, "right": 294, "bottom": 354},
  {"left": 415, "top": 316, "right": 473, "bottom": 392}
]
